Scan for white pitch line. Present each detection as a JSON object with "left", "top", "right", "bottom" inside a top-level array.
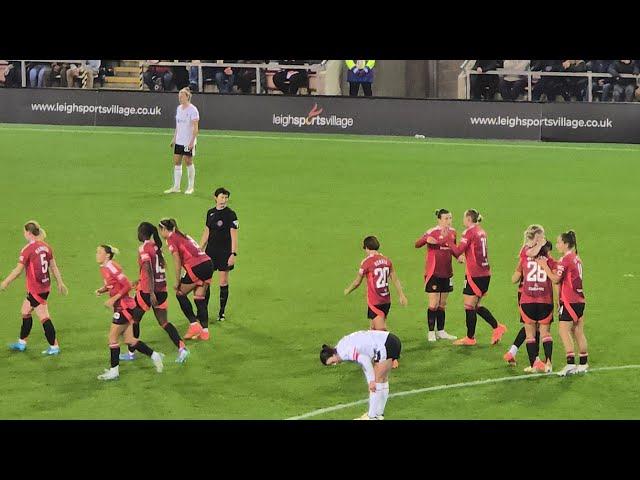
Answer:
[
  {"left": 1, "top": 125, "right": 640, "bottom": 153},
  {"left": 286, "top": 364, "right": 640, "bottom": 420}
]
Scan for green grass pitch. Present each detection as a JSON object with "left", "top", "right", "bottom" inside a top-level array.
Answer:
[{"left": 0, "top": 123, "right": 639, "bottom": 419}]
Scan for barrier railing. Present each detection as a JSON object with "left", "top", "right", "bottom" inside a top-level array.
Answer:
[
  {"left": 9, "top": 61, "right": 88, "bottom": 88},
  {"left": 139, "top": 61, "right": 327, "bottom": 94},
  {"left": 463, "top": 68, "right": 640, "bottom": 102}
]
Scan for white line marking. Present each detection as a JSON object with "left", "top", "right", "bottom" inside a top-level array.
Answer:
[
  {"left": 1, "top": 125, "right": 640, "bottom": 153},
  {"left": 286, "top": 364, "right": 640, "bottom": 420}
]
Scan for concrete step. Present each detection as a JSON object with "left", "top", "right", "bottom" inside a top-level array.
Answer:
[
  {"left": 120, "top": 60, "right": 140, "bottom": 68},
  {"left": 100, "top": 83, "right": 141, "bottom": 90},
  {"left": 113, "top": 66, "right": 140, "bottom": 75},
  {"left": 105, "top": 76, "right": 139, "bottom": 84}
]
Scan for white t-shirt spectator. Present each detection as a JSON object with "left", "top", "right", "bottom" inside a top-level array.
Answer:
[{"left": 175, "top": 104, "right": 199, "bottom": 146}]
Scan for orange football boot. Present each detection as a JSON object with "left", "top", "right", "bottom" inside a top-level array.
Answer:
[
  {"left": 503, "top": 351, "right": 516, "bottom": 365},
  {"left": 184, "top": 322, "right": 203, "bottom": 340},
  {"left": 491, "top": 324, "right": 507, "bottom": 345},
  {"left": 199, "top": 330, "right": 210, "bottom": 341},
  {"left": 453, "top": 336, "right": 477, "bottom": 346}
]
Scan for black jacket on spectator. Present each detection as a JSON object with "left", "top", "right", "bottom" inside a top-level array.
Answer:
[
  {"left": 470, "top": 60, "right": 501, "bottom": 100},
  {"left": 608, "top": 60, "right": 639, "bottom": 86},
  {"left": 472, "top": 60, "right": 500, "bottom": 72}
]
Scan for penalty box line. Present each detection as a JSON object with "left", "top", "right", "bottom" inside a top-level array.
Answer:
[{"left": 286, "top": 364, "right": 640, "bottom": 420}]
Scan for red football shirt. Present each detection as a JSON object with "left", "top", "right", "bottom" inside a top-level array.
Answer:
[
  {"left": 519, "top": 249, "right": 556, "bottom": 304},
  {"left": 99, "top": 260, "right": 135, "bottom": 309},
  {"left": 449, "top": 225, "right": 491, "bottom": 277},
  {"left": 358, "top": 253, "right": 393, "bottom": 306},
  {"left": 137, "top": 241, "right": 167, "bottom": 293},
  {"left": 166, "top": 232, "right": 210, "bottom": 269},
  {"left": 415, "top": 226, "right": 456, "bottom": 281},
  {"left": 19, "top": 240, "right": 53, "bottom": 295},
  {"left": 556, "top": 251, "right": 585, "bottom": 304}
]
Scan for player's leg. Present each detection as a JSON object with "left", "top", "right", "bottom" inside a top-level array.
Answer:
[
  {"left": 522, "top": 322, "right": 540, "bottom": 370},
  {"left": 10, "top": 299, "right": 35, "bottom": 351},
  {"left": 165, "top": 154, "right": 184, "bottom": 193},
  {"left": 98, "top": 323, "right": 127, "bottom": 380},
  {"left": 453, "top": 294, "right": 479, "bottom": 345},
  {"left": 193, "top": 284, "right": 210, "bottom": 340},
  {"left": 33, "top": 302, "right": 60, "bottom": 355},
  {"left": 557, "top": 320, "right": 577, "bottom": 376},
  {"left": 124, "top": 323, "right": 164, "bottom": 373},
  {"left": 371, "top": 312, "right": 387, "bottom": 331},
  {"left": 426, "top": 292, "right": 439, "bottom": 341},
  {"left": 184, "top": 154, "right": 195, "bottom": 195},
  {"left": 539, "top": 322, "right": 553, "bottom": 371},
  {"left": 573, "top": 317, "right": 589, "bottom": 373},
  {"left": 373, "top": 359, "right": 394, "bottom": 419},
  {"left": 218, "top": 270, "right": 230, "bottom": 321},
  {"left": 435, "top": 292, "right": 456, "bottom": 340},
  {"left": 177, "top": 282, "right": 202, "bottom": 339}
]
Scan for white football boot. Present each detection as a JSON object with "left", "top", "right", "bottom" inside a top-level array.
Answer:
[{"left": 436, "top": 330, "right": 457, "bottom": 340}]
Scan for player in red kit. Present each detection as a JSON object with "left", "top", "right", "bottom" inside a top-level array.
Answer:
[
  {"left": 415, "top": 209, "right": 460, "bottom": 342},
  {"left": 159, "top": 218, "right": 214, "bottom": 341},
  {"left": 121, "top": 222, "right": 189, "bottom": 364},
  {"left": 515, "top": 231, "right": 557, "bottom": 373},
  {"left": 344, "top": 235, "right": 408, "bottom": 331},
  {"left": 504, "top": 225, "right": 546, "bottom": 366},
  {"left": 446, "top": 210, "right": 507, "bottom": 346},
  {"left": 1, "top": 221, "right": 68, "bottom": 355},
  {"left": 95, "top": 245, "right": 165, "bottom": 380},
  {"left": 537, "top": 230, "right": 588, "bottom": 376}
]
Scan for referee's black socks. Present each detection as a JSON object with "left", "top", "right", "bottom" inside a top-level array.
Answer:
[{"left": 220, "top": 285, "right": 229, "bottom": 316}]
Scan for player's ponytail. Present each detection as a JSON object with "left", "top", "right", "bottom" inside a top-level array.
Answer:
[
  {"left": 24, "top": 220, "right": 46, "bottom": 240},
  {"left": 435, "top": 208, "right": 450, "bottom": 219},
  {"left": 151, "top": 225, "right": 166, "bottom": 268},
  {"left": 139, "top": 222, "right": 166, "bottom": 268},
  {"left": 320, "top": 344, "right": 337, "bottom": 365},
  {"left": 561, "top": 230, "right": 578, "bottom": 253},
  {"left": 101, "top": 244, "right": 119, "bottom": 260},
  {"left": 465, "top": 209, "right": 482, "bottom": 223},
  {"left": 159, "top": 218, "right": 187, "bottom": 238}
]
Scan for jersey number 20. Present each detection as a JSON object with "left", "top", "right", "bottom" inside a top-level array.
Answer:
[{"left": 374, "top": 267, "right": 390, "bottom": 289}]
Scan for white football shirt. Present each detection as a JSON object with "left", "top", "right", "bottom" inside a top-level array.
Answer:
[
  {"left": 175, "top": 103, "right": 200, "bottom": 146},
  {"left": 336, "top": 330, "right": 389, "bottom": 382}
]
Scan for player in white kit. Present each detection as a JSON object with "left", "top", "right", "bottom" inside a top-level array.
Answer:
[
  {"left": 320, "top": 329, "right": 402, "bottom": 420},
  {"left": 165, "top": 87, "right": 200, "bottom": 195}
]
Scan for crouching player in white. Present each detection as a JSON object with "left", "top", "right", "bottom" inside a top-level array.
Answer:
[{"left": 320, "top": 329, "right": 402, "bottom": 420}]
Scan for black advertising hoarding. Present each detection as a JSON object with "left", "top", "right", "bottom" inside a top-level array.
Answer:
[{"left": 0, "top": 89, "right": 638, "bottom": 143}]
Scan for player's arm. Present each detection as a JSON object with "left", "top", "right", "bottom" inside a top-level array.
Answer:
[
  {"left": 144, "top": 260, "right": 156, "bottom": 299},
  {"left": 525, "top": 237, "right": 546, "bottom": 258},
  {"left": 536, "top": 257, "right": 561, "bottom": 283},
  {"left": 344, "top": 273, "right": 364, "bottom": 295},
  {"left": 172, "top": 251, "right": 183, "bottom": 288},
  {"left": 355, "top": 354, "right": 377, "bottom": 392},
  {"left": 447, "top": 236, "right": 467, "bottom": 257},
  {"left": 227, "top": 228, "right": 238, "bottom": 267},
  {"left": 49, "top": 258, "right": 68, "bottom": 295},
  {"left": 389, "top": 269, "right": 408, "bottom": 306},
  {"left": 511, "top": 259, "right": 523, "bottom": 284},
  {"left": 188, "top": 119, "right": 199, "bottom": 150},
  {"left": 553, "top": 283, "right": 560, "bottom": 310},
  {"left": 415, "top": 233, "right": 440, "bottom": 248},
  {"left": 104, "top": 276, "right": 132, "bottom": 309},
  {"left": 171, "top": 126, "right": 177, "bottom": 147},
  {"left": 199, "top": 226, "right": 210, "bottom": 250},
  {"left": 0, "top": 263, "right": 25, "bottom": 291}
]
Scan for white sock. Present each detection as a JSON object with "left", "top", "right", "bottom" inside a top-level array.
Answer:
[
  {"left": 368, "top": 390, "right": 379, "bottom": 418},
  {"left": 111, "top": 366, "right": 119, "bottom": 374},
  {"left": 202, "top": 328, "right": 208, "bottom": 333},
  {"left": 509, "top": 345, "right": 518, "bottom": 356},
  {"left": 186, "top": 164, "right": 195, "bottom": 189},
  {"left": 173, "top": 166, "right": 183, "bottom": 189},
  {"left": 376, "top": 382, "right": 389, "bottom": 416},
  {"left": 151, "top": 351, "right": 161, "bottom": 361},
  {"left": 18, "top": 339, "right": 26, "bottom": 345}
]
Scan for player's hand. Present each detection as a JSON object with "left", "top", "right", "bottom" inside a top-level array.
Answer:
[
  {"left": 368, "top": 381, "right": 376, "bottom": 393},
  {"left": 150, "top": 293, "right": 159, "bottom": 307},
  {"left": 536, "top": 257, "right": 548, "bottom": 268},
  {"left": 457, "top": 255, "right": 465, "bottom": 264},
  {"left": 0, "top": 281, "right": 7, "bottom": 292},
  {"left": 95, "top": 288, "right": 103, "bottom": 296},
  {"left": 399, "top": 294, "right": 408, "bottom": 306},
  {"left": 58, "top": 283, "right": 69, "bottom": 296},
  {"left": 344, "top": 287, "right": 351, "bottom": 296},
  {"left": 170, "top": 140, "right": 175, "bottom": 148},
  {"left": 227, "top": 254, "right": 236, "bottom": 267},
  {"left": 188, "top": 142, "right": 194, "bottom": 151}
]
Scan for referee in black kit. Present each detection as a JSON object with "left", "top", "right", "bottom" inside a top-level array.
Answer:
[{"left": 200, "top": 187, "right": 239, "bottom": 322}]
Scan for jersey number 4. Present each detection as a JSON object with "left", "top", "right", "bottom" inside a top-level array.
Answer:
[
  {"left": 526, "top": 261, "right": 547, "bottom": 282},
  {"left": 374, "top": 267, "right": 390, "bottom": 289}
]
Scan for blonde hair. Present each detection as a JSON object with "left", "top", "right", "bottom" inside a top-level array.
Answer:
[
  {"left": 24, "top": 220, "right": 46, "bottom": 240},
  {"left": 179, "top": 87, "right": 192, "bottom": 102},
  {"left": 523, "top": 224, "right": 544, "bottom": 247},
  {"left": 100, "top": 244, "right": 120, "bottom": 259}
]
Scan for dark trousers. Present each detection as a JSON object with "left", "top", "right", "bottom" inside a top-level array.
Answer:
[
  {"left": 499, "top": 78, "right": 526, "bottom": 101},
  {"left": 349, "top": 82, "right": 372, "bottom": 97},
  {"left": 470, "top": 75, "right": 498, "bottom": 100},
  {"left": 144, "top": 71, "right": 174, "bottom": 91},
  {"left": 273, "top": 70, "right": 308, "bottom": 95},
  {"left": 564, "top": 79, "right": 588, "bottom": 101},
  {"left": 532, "top": 78, "right": 565, "bottom": 102},
  {"left": 612, "top": 83, "right": 636, "bottom": 102}
]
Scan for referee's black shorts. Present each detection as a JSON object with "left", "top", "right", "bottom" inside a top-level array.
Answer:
[{"left": 206, "top": 248, "right": 234, "bottom": 272}]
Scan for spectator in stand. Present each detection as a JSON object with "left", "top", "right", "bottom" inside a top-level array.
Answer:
[
  {"left": 214, "top": 60, "right": 237, "bottom": 94},
  {"left": 470, "top": 60, "right": 501, "bottom": 100},
  {"left": 28, "top": 62, "right": 51, "bottom": 88},
  {"left": 273, "top": 60, "right": 309, "bottom": 95},
  {"left": 144, "top": 61, "right": 174, "bottom": 92},
  {"left": 499, "top": 60, "right": 530, "bottom": 101},
  {"left": 66, "top": 60, "right": 101, "bottom": 89},
  {"left": 188, "top": 60, "right": 215, "bottom": 92},
  {"left": 345, "top": 60, "right": 375, "bottom": 97},
  {"left": 562, "top": 60, "right": 587, "bottom": 101},
  {"left": 235, "top": 60, "right": 269, "bottom": 94},
  {"left": 531, "top": 60, "right": 564, "bottom": 102},
  {"left": 608, "top": 60, "right": 639, "bottom": 102},
  {"left": 587, "top": 60, "right": 613, "bottom": 102},
  {"left": 0, "top": 61, "right": 21, "bottom": 87}
]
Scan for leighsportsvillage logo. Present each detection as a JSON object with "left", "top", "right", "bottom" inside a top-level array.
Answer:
[{"left": 272, "top": 103, "right": 355, "bottom": 129}]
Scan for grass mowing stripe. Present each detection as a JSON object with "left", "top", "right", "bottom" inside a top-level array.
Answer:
[
  {"left": 1, "top": 125, "right": 640, "bottom": 153},
  {"left": 286, "top": 365, "right": 640, "bottom": 420}
]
